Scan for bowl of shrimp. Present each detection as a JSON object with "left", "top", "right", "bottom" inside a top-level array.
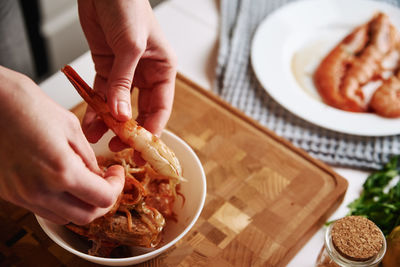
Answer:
[{"left": 35, "top": 129, "right": 206, "bottom": 266}]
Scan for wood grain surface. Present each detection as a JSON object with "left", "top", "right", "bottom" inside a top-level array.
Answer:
[{"left": 0, "top": 74, "right": 348, "bottom": 266}]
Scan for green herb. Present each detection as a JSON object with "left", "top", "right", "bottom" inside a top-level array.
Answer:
[{"left": 347, "top": 156, "right": 400, "bottom": 236}]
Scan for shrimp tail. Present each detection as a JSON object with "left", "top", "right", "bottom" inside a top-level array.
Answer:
[{"left": 62, "top": 65, "right": 108, "bottom": 114}]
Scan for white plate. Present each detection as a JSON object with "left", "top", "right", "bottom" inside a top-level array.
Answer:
[
  {"left": 251, "top": 0, "right": 400, "bottom": 136},
  {"left": 36, "top": 130, "right": 206, "bottom": 266}
]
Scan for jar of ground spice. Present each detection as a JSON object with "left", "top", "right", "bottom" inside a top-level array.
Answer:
[{"left": 315, "top": 216, "right": 386, "bottom": 267}]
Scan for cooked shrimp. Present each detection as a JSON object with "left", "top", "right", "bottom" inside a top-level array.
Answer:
[
  {"left": 62, "top": 65, "right": 183, "bottom": 182},
  {"left": 370, "top": 71, "right": 400, "bottom": 117},
  {"left": 314, "top": 12, "right": 399, "bottom": 113},
  {"left": 314, "top": 25, "right": 369, "bottom": 111}
]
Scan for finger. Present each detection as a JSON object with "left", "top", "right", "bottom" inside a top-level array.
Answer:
[
  {"left": 65, "top": 153, "right": 124, "bottom": 208},
  {"left": 104, "top": 165, "right": 126, "bottom": 184},
  {"left": 107, "top": 54, "right": 140, "bottom": 121},
  {"left": 134, "top": 151, "right": 146, "bottom": 166},
  {"left": 41, "top": 192, "right": 109, "bottom": 225},
  {"left": 137, "top": 80, "right": 175, "bottom": 137},
  {"left": 108, "top": 136, "right": 145, "bottom": 165},
  {"left": 81, "top": 105, "right": 97, "bottom": 131},
  {"left": 108, "top": 136, "right": 129, "bottom": 152},
  {"left": 45, "top": 165, "right": 122, "bottom": 224},
  {"left": 68, "top": 124, "right": 102, "bottom": 175},
  {"left": 0, "top": 184, "right": 66, "bottom": 225},
  {"left": 84, "top": 117, "right": 109, "bottom": 143},
  {"left": 141, "top": 108, "right": 171, "bottom": 137},
  {"left": 25, "top": 204, "right": 69, "bottom": 225},
  {"left": 82, "top": 106, "right": 108, "bottom": 143}
]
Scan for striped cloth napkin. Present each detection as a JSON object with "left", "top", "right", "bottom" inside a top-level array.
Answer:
[{"left": 215, "top": 0, "right": 400, "bottom": 170}]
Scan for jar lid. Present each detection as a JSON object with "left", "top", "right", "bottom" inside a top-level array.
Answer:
[{"left": 331, "top": 216, "right": 384, "bottom": 261}]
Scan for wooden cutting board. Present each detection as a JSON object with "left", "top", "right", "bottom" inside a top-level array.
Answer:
[{"left": 0, "top": 74, "right": 347, "bottom": 266}]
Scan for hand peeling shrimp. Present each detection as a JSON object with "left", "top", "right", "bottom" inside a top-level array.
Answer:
[
  {"left": 314, "top": 12, "right": 400, "bottom": 116},
  {"left": 61, "top": 65, "right": 183, "bottom": 182}
]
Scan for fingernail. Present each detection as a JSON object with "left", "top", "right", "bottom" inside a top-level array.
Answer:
[{"left": 117, "top": 101, "right": 131, "bottom": 118}]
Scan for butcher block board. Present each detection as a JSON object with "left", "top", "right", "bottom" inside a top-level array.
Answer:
[
  {"left": 71, "top": 74, "right": 348, "bottom": 266},
  {"left": 0, "top": 74, "right": 347, "bottom": 267}
]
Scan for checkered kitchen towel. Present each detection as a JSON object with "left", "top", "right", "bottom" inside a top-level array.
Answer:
[{"left": 215, "top": 0, "right": 400, "bottom": 170}]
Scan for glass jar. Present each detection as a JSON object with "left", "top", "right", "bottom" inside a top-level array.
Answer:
[{"left": 316, "top": 216, "right": 386, "bottom": 267}]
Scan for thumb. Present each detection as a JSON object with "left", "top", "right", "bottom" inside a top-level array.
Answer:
[
  {"left": 107, "top": 54, "right": 139, "bottom": 121},
  {"left": 103, "top": 164, "right": 125, "bottom": 205}
]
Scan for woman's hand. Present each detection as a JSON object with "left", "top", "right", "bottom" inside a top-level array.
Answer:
[
  {"left": 78, "top": 0, "right": 177, "bottom": 149},
  {"left": 0, "top": 66, "right": 124, "bottom": 225}
]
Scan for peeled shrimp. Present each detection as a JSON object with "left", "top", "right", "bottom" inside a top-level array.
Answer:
[{"left": 62, "top": 65, "right": 183, "bottom": 182}]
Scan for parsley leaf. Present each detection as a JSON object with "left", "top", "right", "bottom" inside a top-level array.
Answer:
[{"left": 348, "top": 156, "right": 400, "bottom": 236}]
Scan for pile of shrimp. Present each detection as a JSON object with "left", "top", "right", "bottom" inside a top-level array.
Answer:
[
  {"left": 101, "top": 149, "right": 182, "bottom": 224},
  {"left": 313, "top": 12, "right": 400, "bottom": 118},
  {"left": 66, "top": 149, "right": 183, "bottom": 257}
]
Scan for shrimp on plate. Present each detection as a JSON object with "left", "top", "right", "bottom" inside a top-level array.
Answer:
[
  {"left": 370, "top": 70, "right": 400, "bottom": 117},
  {"left": 313, "top": 12, "right": 400, "bottom": 117}
]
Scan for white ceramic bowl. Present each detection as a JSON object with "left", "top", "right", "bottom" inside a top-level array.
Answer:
[{"left": 35, "top": 130, "right": 206, "bottom": 266}]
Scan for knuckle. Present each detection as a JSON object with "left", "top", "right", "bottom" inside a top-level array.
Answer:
[
  {"left": 30, "top": 191, "right": 47, "bottom": 207},
  {"left": 18, "top": 186, "right": 37, "bottom": 203},
  {"left": 114, "top": 33, "right": 145, "bottom": 56},
  {"left": 66, "top": 112, "right": 82, "bottom": 132},
  {"left": 15, "top": 73, "right": 35, "bottom": 89},
  {"left": 55, "top": 164, "right": 77, "bottom": 190},
  {"left": 130, "top": 40, "right": 146, "bottom": 56},
  {"left": 59, "top": 174, "right": 76, "bottom": 191},
  {"left": 109, "top": 78, "right": 132, "bottom": 93},
  {"left": 134, "top": 42, "right": 146, "bottom": 55},
  {"left": 126, "top": 36, "right": 146, "bottom": 55},
  {"left": 18, "top": 182, "right": 49, "bottom": 206}
]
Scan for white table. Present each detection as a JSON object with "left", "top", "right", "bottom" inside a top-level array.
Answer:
[{"left": 39, "top": 0, "right": 370, "bottom": 265}]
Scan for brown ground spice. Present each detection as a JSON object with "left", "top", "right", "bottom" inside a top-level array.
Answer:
[{"left": 331, "top": 216, "right": 384, "bottom": 261}]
